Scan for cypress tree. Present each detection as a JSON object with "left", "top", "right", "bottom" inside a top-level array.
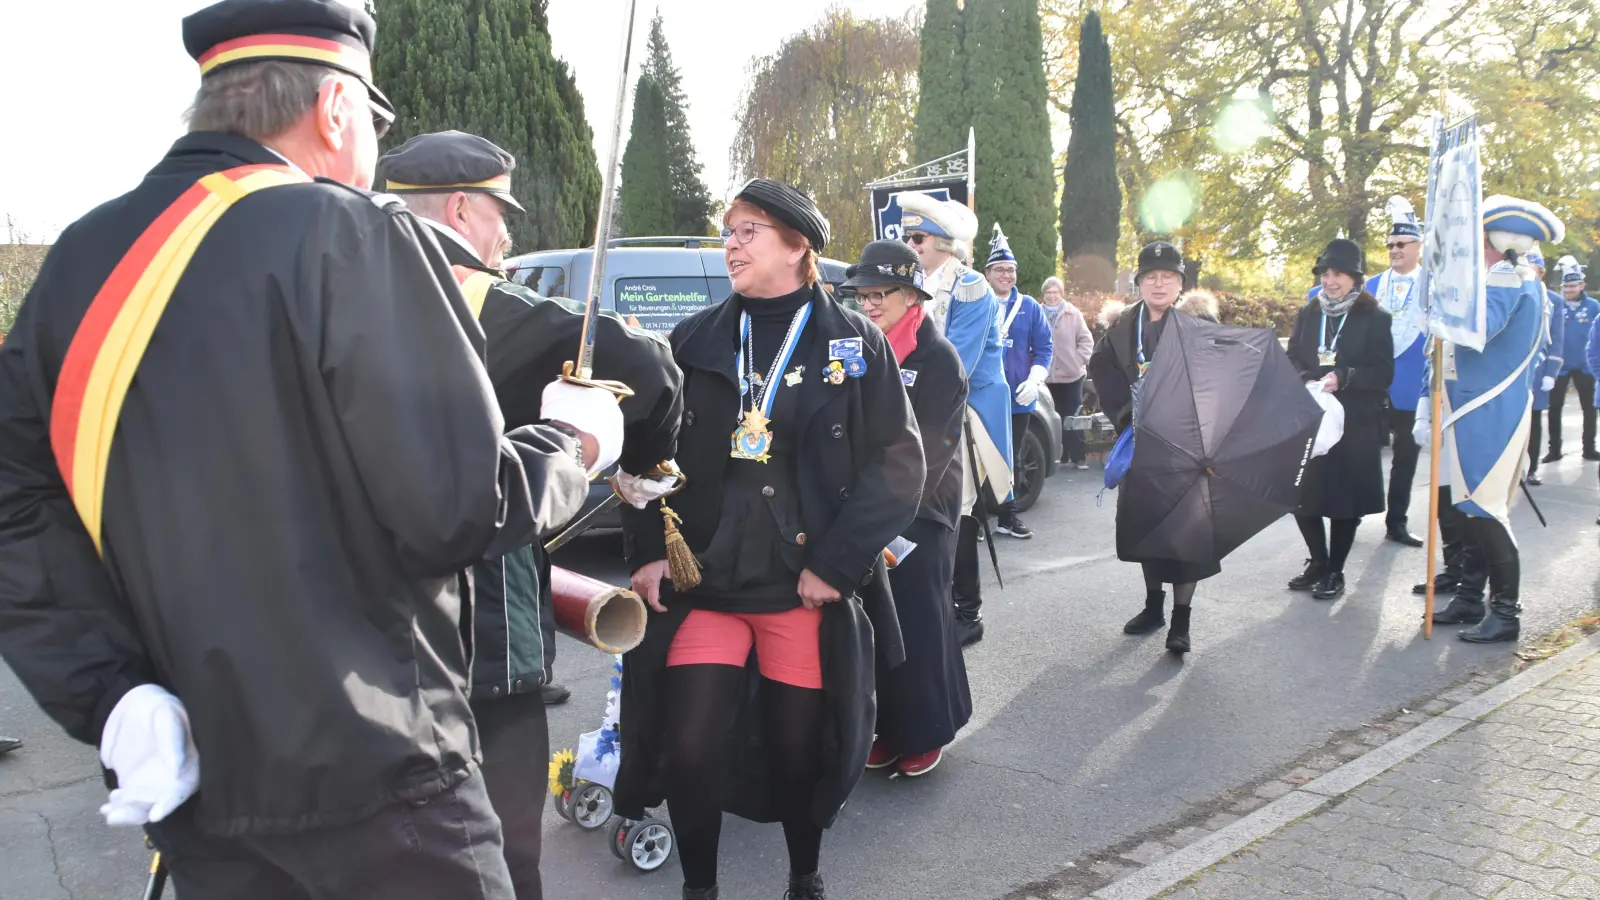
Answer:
[
  {"left": 641, "top": 13, "right": 714, "bottom": 235},
  {"left": 1059, "top": 10, "right": 1120, "bottom": 291},
  {"left": 914, "top": 0, "right": 969, "bottom": 163},
  {"left": 620, "top": 76, "right": 676, "bottom": 236},
  {"left": 372, "top": 0, "right": 601, "bottom": 252},
  {"left": 966, "top": 0, "right": 1058, "bottom": 284}
]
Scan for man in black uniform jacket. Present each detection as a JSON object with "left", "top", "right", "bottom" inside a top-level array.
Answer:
[
  {"left": 0, "top": 2, "right": 622, "bottom": 898},
  {"left": 378, "top": 130, "right": 685, "bottom": 900}
]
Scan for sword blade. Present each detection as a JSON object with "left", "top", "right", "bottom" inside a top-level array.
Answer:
[
  {"left": 572, "top": 0, "right": 642, "bottom": 381},
  {"left": 544, "top": 491, "right": 626, "bottom": 554}
]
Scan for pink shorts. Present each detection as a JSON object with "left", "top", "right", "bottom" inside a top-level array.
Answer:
[{"left": 665, "top": 607, "right": 824, "bottom": 689}]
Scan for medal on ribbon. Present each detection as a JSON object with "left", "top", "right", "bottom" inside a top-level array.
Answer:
[{"left": 731, "top": 304, "right": 811, "bottom": 462}]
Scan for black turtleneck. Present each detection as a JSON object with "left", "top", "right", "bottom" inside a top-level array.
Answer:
[{"left": 739, "top": 284, "right": 813, "bottom": 383}]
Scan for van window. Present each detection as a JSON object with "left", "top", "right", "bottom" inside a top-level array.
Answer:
[
  {"left": 512, "top": 266, "right": 567, "bottom": 298},
  {"left": 614, "top": 277, "right": 717, "bottom": 334}
]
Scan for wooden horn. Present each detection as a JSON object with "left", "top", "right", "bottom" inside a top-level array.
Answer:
[{"left": 549, "top": 565, "right": 648, "bottom": 654}]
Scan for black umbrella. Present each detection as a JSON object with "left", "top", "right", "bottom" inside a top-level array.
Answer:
[{"left": 1117, "top": 313, "right": 1324, "bottom": 564}]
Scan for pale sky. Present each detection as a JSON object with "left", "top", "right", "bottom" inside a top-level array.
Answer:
[{"left": 0, "top": 0, "right": 921, "bottom": 242}]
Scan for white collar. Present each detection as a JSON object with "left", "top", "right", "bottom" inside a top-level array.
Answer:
[
  {"left": 420, "top": 216, "right": 484, "bottom": 264},
  {"left": 258, "top": 143, "right": 308, "bottom": 178}
]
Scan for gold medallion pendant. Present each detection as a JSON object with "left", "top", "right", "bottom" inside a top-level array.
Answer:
[{"left": 730, "top": 407, "right": 774, "bottom": 463}]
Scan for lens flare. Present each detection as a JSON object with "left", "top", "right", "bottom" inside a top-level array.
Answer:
[
  {"left": 1140, "top": 176, "right": 1197, "bottom": 233},
  {"left": 1213, "top": 97, "right": 1271, "bottom": 154}
]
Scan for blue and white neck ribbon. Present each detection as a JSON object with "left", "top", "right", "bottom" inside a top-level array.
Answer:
[
  {"left": 1319, "top": 312, "right": 1348, "bottom": 357},
  {"left": 736, "top": 304, "right": 811, "bottom": 420},
  {"left": 1379, "top": 269, "right": 1422, "bottom": 356}
]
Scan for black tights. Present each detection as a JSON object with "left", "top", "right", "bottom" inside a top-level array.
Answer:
[
  {"left": 663, "top": 664, "right": 825, "bottom": 890},
  {"left": 1296, "top": 515, "right": 1360, "bottom": 572},
  {"left": 1141, "top": 565, "right": 1195, "bottom": 606}
]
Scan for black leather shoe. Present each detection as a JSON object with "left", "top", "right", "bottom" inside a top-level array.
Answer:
[
  {"left": 1288, "top": 559, "right": 1326, "bottom": 591},
  {"left": 956, "top": 617, "right": 985, "bottom": 647},
  {"left": 1385, "top": 526, "right": 1424, "bottom": 547},
  {"left": 1123, "top": 591, "right": 1166, "bottom": 634},
  {"left": 1459, "top": 597, "right": 1521, "bottom": 643},
  {"left": 1312, "top": 572, "right": 1346, "bottom": 601},
  {"left": 683, "top": 886, "right": 719, "bottom": 900},
  {"left": 541, "top": 683, "right": 571, "bottom": 706},
  {"left": 785, "top": 871, "right": 826, "bottom": 900},
  {"left": 1585, "top": 450, "right": 1600, "bottom": 461},
  {"left": 0, "top": 736, "right": 20, "bottom": 755},
  {"left": 1431, "top": 595, "right": 1487, "bottom": 625},
  {"left": 1165, "top": 606, "right": 1191, "bottom": 655},
  {"left": 1412, "top": 573, "right": 1460, "bottom": 595},
  {"left": 1542, "top": 450, "right": 1562, "bottom": 463}
]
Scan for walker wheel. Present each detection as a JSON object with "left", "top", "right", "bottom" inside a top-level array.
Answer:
[
  {"left": 570, "top": 782, "right": 614, "bottom": 831},
  {"left": 610, "top": 818, "right": 634, "bottom": 860},
  {"left": 623, "top": 818, "right": 674, "bottom": 872}
]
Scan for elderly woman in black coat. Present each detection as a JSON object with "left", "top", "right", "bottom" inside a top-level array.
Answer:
[
  {"left": 845, "top": 239, "right": 972, "bottom": 778},
  {"left": 1286, "top": 239, "right": 1395, "bottom": 600},
  {"left": 619, "top": 181, "right": 923, "bottom": 900},
  {"left": 1087, "top": 241, "right": 1219, "bottom": 654}
]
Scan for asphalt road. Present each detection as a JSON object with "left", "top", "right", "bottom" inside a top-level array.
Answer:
[{"left": 4, "top": 415, "right": 1598, "bottom": 900}]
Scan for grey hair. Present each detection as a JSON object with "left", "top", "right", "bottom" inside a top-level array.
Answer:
[
  {"left": 185, "top": 60, "right": 337, "bottom": 141},
  {"left": 1040, "top": 276, "right": 1064, "bottom": 295}
]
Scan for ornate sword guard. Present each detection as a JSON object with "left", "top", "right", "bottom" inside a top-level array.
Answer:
[{"left": 560, "top": 360, "right": 635, "bottom": 399}]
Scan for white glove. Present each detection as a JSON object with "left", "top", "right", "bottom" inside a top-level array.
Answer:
[
  {"left": 1542, "top": 376, "right": 1556, "bottom": 392},
  {"left": 541, "top": 381, "right": 623, "bottom": 476},
  {"left": 614, "top": 463, "right": 680, "bottom": 509},
  {"left": 1014, "top": 365, "right": 1048, "bottom": 406},
  {"left": 98, "top": 684, "right": 199, "bottom": 827},
  {"left": 1412, "top": 406, "right": 1431, "bottom": 448}
]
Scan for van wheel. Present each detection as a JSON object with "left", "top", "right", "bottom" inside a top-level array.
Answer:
[{"left": 1013, "top": 428, "right": 1047, "bottom": 513}]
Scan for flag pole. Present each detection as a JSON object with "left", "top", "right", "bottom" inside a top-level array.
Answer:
[{"left": 1422, "top": 79, "right": 1449, "bottom": 640}]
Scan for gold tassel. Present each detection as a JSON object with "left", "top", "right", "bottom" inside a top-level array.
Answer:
[{"left": 661, "top": 502, "right": 701, "bottom": 592}]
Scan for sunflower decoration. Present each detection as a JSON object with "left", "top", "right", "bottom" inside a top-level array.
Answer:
[{"left": 548, "top": 748, "right": 576, "bottom": 797}]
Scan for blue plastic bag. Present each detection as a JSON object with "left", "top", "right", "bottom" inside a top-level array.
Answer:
[{"left": 1103, "top": 427, "right": 1135, "bottom": 490}]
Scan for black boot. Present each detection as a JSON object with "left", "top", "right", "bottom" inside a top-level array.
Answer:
[
  {"left": 1123, "top": 590, "right": 1166, "bottom": 634},
  {"left": 683, "top": 886, "right": 719, "bottom": 900},
  {"left": 1432, "top": 544, "right": 1486, "bottom": 624},
  {"left": 785, "top": 871, "right": 826, "bottom": 900},
  {"left": 1165, "top": 605, "right": 1191, "bottom": 654},
  {"left": 1459, "top": 519, "right": 1521, "bottom": 644},
  {"left": 1288, "top": 559, "right": 1326, "bottom": 591}
]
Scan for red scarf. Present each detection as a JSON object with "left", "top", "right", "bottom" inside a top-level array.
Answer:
[{"left": 886, "top": 303, "right": 925, "bottom": 365}]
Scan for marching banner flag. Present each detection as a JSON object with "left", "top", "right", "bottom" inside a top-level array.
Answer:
[{"left": 1421, "top": 116, "right": 1487, "bottom": 350}]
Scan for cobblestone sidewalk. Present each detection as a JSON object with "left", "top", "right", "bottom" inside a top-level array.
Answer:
[{"left": 1160, "top": 649, "right": 1600, "bottom": 899}]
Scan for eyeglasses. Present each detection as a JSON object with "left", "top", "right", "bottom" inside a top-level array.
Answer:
[
  {"left": 721, "top": 221, "right": 777, "bottom": 245},
  {"left": 857, "top": 288, "right": 902, "bottom": 306},
  {"left": 903, "top": 233, "right": 929, "bottom": 246},
  {"left": 989, "top": 266, "right": 1017, "bottom": 277},
  {"left": 1385, "top": 241, "right": 1416, "bottom": 251},
  {"left": 371, "top": 103, "right": 392, "bottom": 140}
]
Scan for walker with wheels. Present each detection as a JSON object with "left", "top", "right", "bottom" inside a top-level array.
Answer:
[{"left": 549, "top": 655, "right": 675, "bottom": 873}]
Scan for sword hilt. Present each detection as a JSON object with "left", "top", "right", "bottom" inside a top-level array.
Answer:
[{"left": 561, "top": 360, "right": 634, "bottom": 399}]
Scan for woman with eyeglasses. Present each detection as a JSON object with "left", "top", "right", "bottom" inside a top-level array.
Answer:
[
  {"left": 845, "top": 239, "right": 972, "bottom": 778},
  {"left": 617, "top": 179, "right": 922, "bottom": 900},
  {"left": 1285, "top": 239, "right": 1394, "bottom": 601}
]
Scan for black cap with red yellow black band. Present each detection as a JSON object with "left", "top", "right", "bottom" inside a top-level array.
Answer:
[{"left": 182, "top": 0, "right": 395, "bottom": 121}]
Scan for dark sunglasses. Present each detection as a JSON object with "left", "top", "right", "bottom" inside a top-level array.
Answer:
[
  {"left": 1385, "top": 241, "right": 1416, "bottom": 251},
  {"left": 902, "top": 232, "right": 931, "bottom": 246}
]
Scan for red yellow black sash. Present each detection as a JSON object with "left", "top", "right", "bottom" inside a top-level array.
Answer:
[
  {"left": 50, "top": 164, "right": 309, "bottom": 552},
  {"left": 452, "top": 265, "right": 499, "bottom": 318}
]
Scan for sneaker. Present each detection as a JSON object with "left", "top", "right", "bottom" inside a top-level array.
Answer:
[
  {"left": 996, "top": 517, "right": 1033, "bottom": 539},
  {"left": 896, "top": 748, "right": 944, "bottom": 777},
  {"left": 866, "top": 738, "right": 900, "bottom": 770},
  {"left": 0, "top": 736, "right": 20, "bottom": 755},
  {"left": 1076, "top": 462, "right": 1089, "bottom": 470},
  {"left": 1527, "top": 471, "right": 1543, "bottom": 485}
]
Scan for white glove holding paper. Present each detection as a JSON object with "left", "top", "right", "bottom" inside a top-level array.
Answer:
[
  {"left": 98, "top": 684, "right": 200, "bottom": 827},
  {"left": 541, "top": 380, "right": 623, "bottom": 475},
  {"left": 1014, "top": 364, "right": 1049, "bottom": 406},
  {"left": 1542, "top": 376, "right": 1556, "bottom": 392},
  {"left": 614, "top": 463, "right": 680, "bottom": 509}
]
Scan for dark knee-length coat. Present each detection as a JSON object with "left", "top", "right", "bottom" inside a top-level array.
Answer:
[
  {"left": 1287, "top": 294, "right": 1394, "bottom": 519},
  {"left": 615, "top": 284, "right": 924, "bottom": 828}
]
